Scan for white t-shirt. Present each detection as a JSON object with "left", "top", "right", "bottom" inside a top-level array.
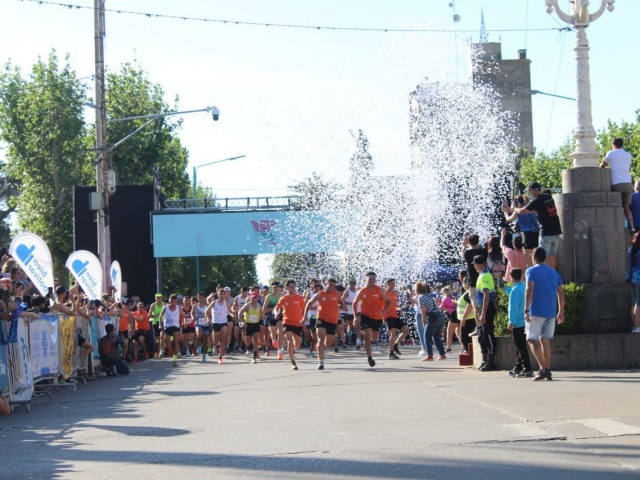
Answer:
[{"left": 604, "top": 148, "right": 632, "bottom": 185}]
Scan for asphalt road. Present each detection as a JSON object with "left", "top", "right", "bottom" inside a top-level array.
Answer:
[{"left": 2, "top": 345, "right": 640, "bottom": 479}]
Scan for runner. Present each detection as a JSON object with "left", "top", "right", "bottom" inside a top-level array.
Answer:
[
  {"left": 238, "top": 292, "right": 263, "bottom": 364},
  {"left": 159, "top": 294, "right": 184, "bottom": 367},
  {"left": 223, "top": 286, "right": 236, "bottom": 353},
  {"left": 303, "top": 280, "right": 322, "bottom": 357},
  {"left": 304, "top": 278, "right": 345, "bottom": 370},
  {"left": 117, "top": 299, "right": 134, "bottom": 361},
  {"left": 233, "top": 286, "right": 250, "bottom": 353},
  {"left": 192, "top": 293, "right": 211, "bottom": 362},
  {"left": 207, "top": 287, "right": 233, "bottom": 364},
  {"left": 148, "top": 293, "right": 164, "bottom": 357},
  {"left": 259, "top": 285, "right": 270, "bottom": 356},
  {"left": 131, "top": 301, "right": 152, "bottom": 361},
  {"left": 275, "top": 279, "right": 306, "bottom": 370},
  {"left": 342, "top": 278, "right": 359, "bottom": 348},
  {"left": 352, "top": 272, "right": 392, "bottom": 368},
  {"left": 262, "top": 281, "right": 284, "bottom": 360},
  {"left": 180, "top": 296, "right": 195, "bottom": 356},
  {"left": 383, "top": 278, "right": 409, "bottom": 359}
]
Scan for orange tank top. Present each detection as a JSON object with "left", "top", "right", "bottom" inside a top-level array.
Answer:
[
  {"left": 360, "top": 285, "right": 385, "bottom": 320},
  {"left": 382, "top": 290, "right": 398, "bottom": 320},
  {"left": 317, "top": 290, "right": 341, "bottom": 324}
]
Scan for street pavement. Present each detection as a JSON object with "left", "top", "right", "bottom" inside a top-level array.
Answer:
[{"left": 2, "top": 345, "right": 640, "bottom": 479}]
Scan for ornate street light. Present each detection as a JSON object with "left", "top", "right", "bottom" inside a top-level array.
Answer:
[{"left": 545, "top": 0, "right": 615, "bottom": 167}]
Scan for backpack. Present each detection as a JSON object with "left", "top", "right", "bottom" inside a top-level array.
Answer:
[{"left": 99, "top": 335, "right": 118, "bottom": 362}]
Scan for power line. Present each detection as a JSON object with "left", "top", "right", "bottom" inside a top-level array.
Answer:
[{"left": 18, "top": 0, "right": 569, "bottom": 34}]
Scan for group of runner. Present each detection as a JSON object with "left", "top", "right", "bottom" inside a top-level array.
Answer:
[{"left": 116, "top": 272, "right": 417, "bottom": 370}]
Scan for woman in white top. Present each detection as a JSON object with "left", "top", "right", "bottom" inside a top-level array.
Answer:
[
  {"left": 159, "top": 294, "right": 184, "bottom": 367},
  {"left": 206, "top": 287, "right": 233, "bottom": 364}
]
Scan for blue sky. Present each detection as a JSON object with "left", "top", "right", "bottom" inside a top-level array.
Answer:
[{"left": 1, "top": 0, "right": 638, "bottom": 199}]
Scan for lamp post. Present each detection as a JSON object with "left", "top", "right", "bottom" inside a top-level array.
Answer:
[
  {"left": 545, "top": 0, "right": 615, "bottom": 167},
  {"left": 515, "top": 87, "right": 575, "bottom": 101},
  {"left": 192, "top": 155, "right": 246, "bottom": 293}
]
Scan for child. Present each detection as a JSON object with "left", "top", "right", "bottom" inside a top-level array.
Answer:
[
  {"left": 440, "top": 286, "right": 460, "bottom": 353},
  {"left": 506, "top": 268, "right": 532, "bottom": 377}
]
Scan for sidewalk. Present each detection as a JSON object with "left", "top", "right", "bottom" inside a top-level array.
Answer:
[{"left": 2, "top": 346, "right": 639, "bottom": 479}]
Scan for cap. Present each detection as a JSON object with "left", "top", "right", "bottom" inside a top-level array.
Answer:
[
  {"left": 528, "top": 181, "right": 542, "bottom": 191},
  {"left": 223, "top": 287, "right": 231, "bottom": 292},
  {"left": 473, "top": 255, "right": 487, "bottom": 265},
  {"left": 155, "top": 293, "right": 163, "bottom": 298},
  {"left": 13, "top": 281, "right": 24, "bottom": 289},
  {"left": 261, "top": 285, "right": 269, "bottom": 291},
  {"left": 122, "top": 298, "right": 131, "bottom": 305},
  {"left": 177, "top": 294, "right": 184, "bottom": 300},
  {"left": 250, "top": 292, "right": 260, "bottom": 299}
]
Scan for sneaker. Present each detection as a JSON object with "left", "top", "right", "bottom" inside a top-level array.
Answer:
[
  {"left": 185, "top": 350, "right": 192, "bottom": 358},
  {"left": 388, "top": 352, "right": 399, "bottom": 360},
  {"left": 202, "top": 354, "right": 207, "bottom": 363},
  {"left": 245, "top": 349, "right": 251, "bottom": 356},
  {"left": 334, "top": 346, "right": 339, "bottom": 353},
  {"left": 342, "top": 344, "right": 348, "bottom": 349},
  {"left": 265, "top": 350, "right": 270, "bottom": 357},
  {"left": 159, "top": 349, "right": 165, "bottom": 358},
  {"left": 291, "top": 361, "right": 298, "bottom": 370},
  {"left": 517, "top": 369, "right": 534, "bottom": 378},
  {"left": 418, "top": 350, "right": 427, "bottom": 357},
  {"left": 217, "top": 356, "right": 223, "bottom": 365},
  {"left": 355, "top": 344, "right": 361, "bottom": 351},
  {"left": 196, "top": 346, "right": 202, "bottom": 355},
  {"left": 532, "top": 369, "right": 552, "bottom": 381},
  {"left": 508, "top": 367, "right": 522, "bottom": 376},
  {"left": 445, "top": 348, "right": 452, "bottom": 353},
  {"left": 132, "top": 357, "right": 138, "bottom": 363},
  {"left": 272, "top": 341, "right": 279, "bottom": 350},
  {"left": 367, "top": 357, "right": 376, "bottom": 368},
  {"left": 318, "top": 362, "right": 324, "bottom": 370},
  {"left": 172, "top": 360, "right": 177, "bottom": 367},
  {"left": 438, "top": 355, "right": 446, "bottom": 360},
  {"left": 309, "top": 351, "right": 316, "bottom": 358},
  {"left": 632, "top": 326, "right": 640, "bottom": 333},
  {"left": 393, "top": 344, "right": 402, "bottom": 355},
  {"left": 422, "top": 355, "right": 434, "bottom": 361},
  {"left": 277, "top": 352, "right": 283, "bottom": 361},
  {"left": 251, "top": 358, "right": 257, "bottom": 364}
]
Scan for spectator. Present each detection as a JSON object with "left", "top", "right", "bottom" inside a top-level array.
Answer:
[
  {"left": 502, "top": 194, "right": 539, "bottom": 267},
  {"left": 630, "top": 180, "right": 640, "bottom": 235},
  {"left": 473, "top": 255, "right": 497, "bottom": 371},
  {"left": 600, "top": 137, "right": 634, "bottom": 233},
  {"left": 501, "top": 228, "right": 528, "bottom": 283},
  {"left": 506, "top": 268, "right": 532, "bottom": 377},
  {"left": 461, "top": 233, "right": 488, "bottom": 310},
  {"left": 487, "top": 236, "right": 506, "bottom": 288},
  {"left": 626, "top": 232, "right": 640, "bottom": 333},
  {"left": 525, "top": 247, "right": 565, "bottom": 381}
]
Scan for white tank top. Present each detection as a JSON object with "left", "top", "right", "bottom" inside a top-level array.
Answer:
[
  {"left": 164, "top": 305, "right": 180, "bottom": 328},
  {"left": 236, "top": 294, "right": 248, "bottom": 311},
  {"left": 345, "top": 289, "right": 357, "bottom": 314},
  {"left": 195, "top": 304, "right": 208, "bottom": 326},
  {"left": 213, "top": 300, "right": 229, "bottom": 324}
]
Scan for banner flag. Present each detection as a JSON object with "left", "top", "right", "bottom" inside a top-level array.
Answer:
[
  {"left": 66, "top": 250, "right": 103, "bottom": 301},
  {"left": 9, "top": 232, "right": 55, "bottom": 296},
  {"left": 110, "top": 260, "right": 122, "bottom": 303}
]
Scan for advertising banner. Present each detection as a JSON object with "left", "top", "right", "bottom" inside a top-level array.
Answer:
[
  {"left": 110, "top": 260, "right": 122, "bottom": 303},
  {"left": 28, "top": 315, "right": 60, "bottom": 378},
  {"left": 66, "top": 250, "right": 103, "bottom": 301},
  {"left": 9, "top": 232, "right": 55, "bottom": 296}
]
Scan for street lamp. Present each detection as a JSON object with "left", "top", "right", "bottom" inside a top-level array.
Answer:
[
  {"left": 192, "top": 155, "right": 246, "bottom": 292},
  {"left": 514, "top": 87, "right": 575, "bottom": 101},
  {"left": 545, "top": 0, "right": 615, "bottom": 167}
]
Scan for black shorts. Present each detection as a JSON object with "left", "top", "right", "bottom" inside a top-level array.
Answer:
[
  {"left": 316, "top": 319, "right": 337, "bottom": 336},
  {"left": 283, "top": 325, "right": 303, "bottom": 337},
  {"left": 118, "top": 331, "right": 129, "bottom": 339},
  {"left": 523, "top": 231, "right": 539, "bottom": 250},
  {"left": 198, "top": 325, "right": 212, "bottom": 335},
  {"left": 445, "top": 311, "right": 460, "bottom": 324},
  {"left": 212, "top": 323, "right": 226, "bottom": 333},
  {"left": 309, "top": 317, "right": 317, "bottom": 331},
  {"left": 227, "top": 314, "right": 234, "bottom": 322},
  {"left": 164, "top": 326, "right": 180, "bottom": 336},
  {"left": 360, "top": 314, "right": 382, "bottom": 331},
  {"left": 134, "top": 329, "right": 150, "bottom": 339},
  {"left": 182, "top": 327, "right": 196, "bottom": 334},
  {"left": 385, "top": 318, "right": 405, "bottom": 330},
  {"left": 341, "top": 313, "right": 355, "bottom": 322},
  {"left": 152, "top": 323, "right": 161, "bottom": 336},
  {"left": 245, "top": 322, "right": 260, "bottom": 336},
  {"left": 267, "top": 314, "right": 279, "bottom": 327}
]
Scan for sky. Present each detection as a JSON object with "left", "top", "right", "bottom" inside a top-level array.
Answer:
[{"left": 1, "top": 0, "right": 639, "bottom": 281}]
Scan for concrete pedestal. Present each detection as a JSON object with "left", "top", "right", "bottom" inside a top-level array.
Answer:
[{"left": 555, "top": 167, "right": 631, "bottom": 333}]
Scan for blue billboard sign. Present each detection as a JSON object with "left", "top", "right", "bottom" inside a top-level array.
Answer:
[{"left": 152, "top": 210, "right": 344, "bottom": 257}]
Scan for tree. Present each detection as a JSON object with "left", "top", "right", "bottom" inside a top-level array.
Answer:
[
  {"left": 105, "top": 63, "right": 190, "bottom": 199},
  {"left": 597, "top": 111, "right": 640, "bottom": 180},
  {"left": 0, "top": 52, "right": 93, "bottom": 276},
  {"left": 0, "top": 158, "right": 17, "bottom": 247},
  {"left": 519, "top": 139, "right": 573, "bottom": 190}
]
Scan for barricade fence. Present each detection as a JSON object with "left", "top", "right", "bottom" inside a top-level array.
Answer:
[{"left": 0, "top": 314, "right": 115, "bottom": 412}]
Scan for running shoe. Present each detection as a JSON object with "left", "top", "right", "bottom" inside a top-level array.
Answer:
[
  {"left": 202, "top": 353, "right": 207, "bottom": 363},
  {"left": 388, "top": 352, "right": 399, "bottom": 360},
  {"left": 342, "top": 344, "right": 348, "bottom": 349},
  {"left": 251, "top": 358, "right": 257, "bottom": 364},
  {"left": 159, "top": 349, "right": 165, "bottom": 358},
  {"left": 422, "top": 355, "right": 434, "bottom": 361},
  {"left": 272, "top": 341, "right": 279, "bottom": 350},
  {"left": 185, "top": 350, "right": 192, "bottom": 358},
  {"left": 517, "top": 369, "right": 534, "bottom": 378},
  {"left": 355, "top": 344, "right": 361, "bottom": 351},
  {"left": 393, "top": 344, "right": 402, "bottom": 355},
  {"left": 277, "top": 352, "right": 283, "bottom": 361},
  {"left": 318, "top": 362, "right": 324, "bottom": 370},
  {"left": 333, "top": 346, "right": 339, "bottom": 353},
  {"left": 265, "top": 350, "right": 270, "bottom": 357},
  {"left": 291, "top": 362, "right": 298, "bottom": 370},
  {"left": 438, "top": 355, "right": 446, "bottom": 360},
  {"left": 367, "top": 357, "right": 376, "bottom": 368},
  {"left": 218, "top": 356, "right": 223, "bottom": 365},
  {"left": 418, "top": 350, "right": 427, "bottom": 357},
  {"left": 172, "top": 360, "right": 177, "bottom": 367}
]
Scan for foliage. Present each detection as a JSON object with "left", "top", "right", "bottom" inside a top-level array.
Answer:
[
  {"left": 0, "top": 158, "right": 17, "bottom": 246},
  {"left": 162, "top": 255, "right": 258, "bottom": 297},
  {"left": 105, "top": 63, "right": 190, "bottom": 199},
  {"left": 288, "top": 171, "right": 341, "bottom": 210},
  {"left": 493, "top": 282, "right": 585, "bottom": 336},
  {"left": 518, "top": 139, "right": 572, "bottom": 190},
  {"left": 0, "top": 52, "right": 92, "bottom": 275}
]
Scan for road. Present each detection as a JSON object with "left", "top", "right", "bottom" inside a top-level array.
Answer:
[{"left": 2, "top": 346, "right": 640, "bottom": 479}]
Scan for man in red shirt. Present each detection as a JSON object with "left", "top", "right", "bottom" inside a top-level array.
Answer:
[
  {"left": 352, "top": 272, "right": 392, "bottom": 368},
  {"left": 275, "top": 279, "right": 306, "bottom": 370},
  {"left": 304, "top": 278, "right": 345, "bottom": 370},
  {"left": 383, "top": 278, "right": 409, "bottom": 360}
]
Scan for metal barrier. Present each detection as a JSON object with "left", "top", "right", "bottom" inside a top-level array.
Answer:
[{"left": 0, "top": 314, "right": 115, "bottom": 413}]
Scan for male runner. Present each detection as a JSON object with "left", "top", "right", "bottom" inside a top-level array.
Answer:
[
  {"left": 180, "top": 296, "right": 195, "bottom": 356},
  {"left": 148, "top": 293, "right": 164, "bottom": 357},
  {"left": 262, "top": 281, "right": 284, "bottom": 359},
  {"left": 304, "top": 278, "right": 345, "bottom": 370},
  {"left": 159, "top": 294, "right": 184, "bottom": 367},
  {"left": 275, "top": 279, "right": 306, "bottom": 370},
  {"left": 342, "top": 278, "right": 359, "bottom": 348},
  {"left": 352, "top": 272, "right": 391, "bottom": 368},
  {"left": 239, "top": 292, "right": 263, "bottom": 364},
  {"left": 383, "top": 278, "right": 410, "bottom": 359},
  {"left": 192, "top": 293, "right": 211, "bottom": 362}
]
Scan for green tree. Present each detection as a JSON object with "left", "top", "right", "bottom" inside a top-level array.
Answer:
[
  {"left": 0, "top": 158, "right": 17, "bottom": 247},
  {"left": 106, "top": 64, "right": 190, "bottom": 199},
  {"left": 519, "top": 138, "right": 573, "bottom": 190},
  {"left": 596, "top": 111, "right": 640, "bottom": 180},
  {"left": 0, "top": 52, "right": 92, "bottom": 275}
]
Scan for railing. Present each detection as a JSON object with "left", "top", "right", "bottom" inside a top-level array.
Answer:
[{"left": 161, "top": 195, "right": 302, "bottom": 212}]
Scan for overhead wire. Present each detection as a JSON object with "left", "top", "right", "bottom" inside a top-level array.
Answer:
[{"left": 18, "top": 0, "right": 569, "bottom": 34}]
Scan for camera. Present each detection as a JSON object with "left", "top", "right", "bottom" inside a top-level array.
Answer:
[{"left": 211, "top": 106, "right": 220, "bottom": 122}]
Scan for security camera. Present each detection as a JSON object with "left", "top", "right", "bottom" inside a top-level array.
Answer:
[{"left": 211, "top": 106, "right": 220, "bottom": 121}]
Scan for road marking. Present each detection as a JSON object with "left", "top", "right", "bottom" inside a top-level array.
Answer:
[{"left": 576, "top": 418, "right": 640, "bottom": 436}]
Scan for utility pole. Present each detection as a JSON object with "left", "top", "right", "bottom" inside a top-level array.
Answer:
[{"left": 94, "top": 0, "right": 111, "bottom": 290}]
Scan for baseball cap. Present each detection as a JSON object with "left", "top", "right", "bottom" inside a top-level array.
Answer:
[
  {"left": 251, "top": 292, "right": 260, "bottom": 299},
  {"left": 155, "top": 293, "right": 163, "bottom": 298},
  {"left": 261, "top": 285, "right": 269, "bottom": 291},
  {"left": 223, "top": 287, "right": 231, "bottom": 292},
  {"left": 528, "top": 181, "right": 542, "bottom": 191}
]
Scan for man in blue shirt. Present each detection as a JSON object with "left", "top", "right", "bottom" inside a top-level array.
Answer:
[
  {"left": 525, "top": 247, "right": 565, "bottom": 381},
  {"left": 506, "top": 268, "right": 532, "bottom": 377}
]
